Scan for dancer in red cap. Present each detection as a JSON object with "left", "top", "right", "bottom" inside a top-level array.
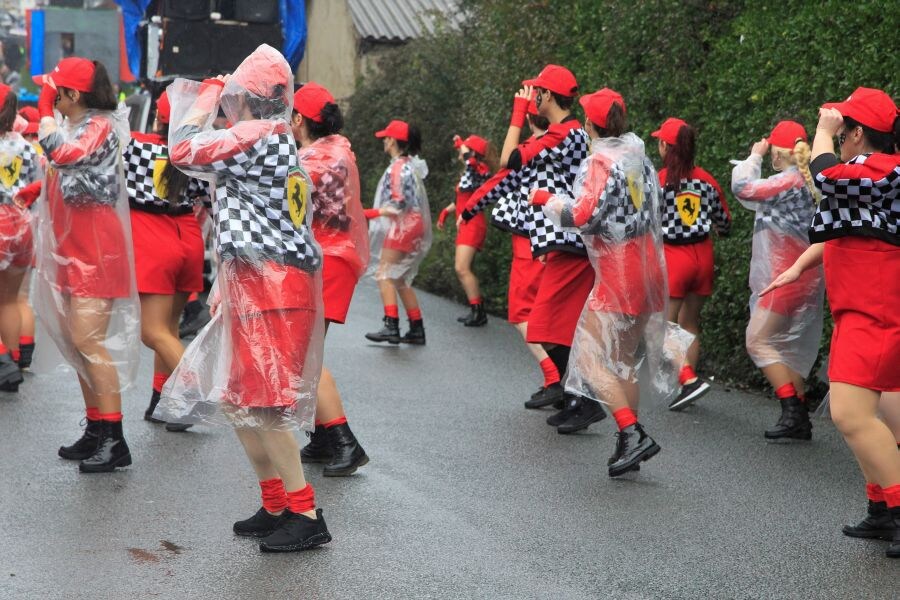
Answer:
[
  {"left": 531, "top": 88, "right": 690, "bottom": 476},
  {"left": 0, "top": 83, "right": 42, "bottom": 391},
  {"left": 437, "top": 133, "right": 495, "bottom": 326},
  {"left": 364, "top": 119, "right": 431, "bottom": 345},
  {"left": 651, "top": 117, "right": 731, "bottom": 410},
  {"left": 762, "top": 87, "right": 900, "bottom": 558},
  {"left": 731, "top": 120, "right": 824, "bottom": 439},
  {"left": 461, "top": 101, "right": 564, "bottom": 407},
  {"left": 290, "top": 81, "right": 369, "bottom": 476},
  {"left": 123, "top": 90, "right": 207, "bottom": 432},
  {"left": 31, "top": 57, "right": 141, "bottom": 472},
  {"left": 159, "top": 44, "right": 331, "bottom": 553},
  {"left": 464, "top": 65, "right": 599, "bottom": 431}
]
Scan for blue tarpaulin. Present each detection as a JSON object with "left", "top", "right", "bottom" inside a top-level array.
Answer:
[{"left": 28, "top": 9, "right": 45, "bottom": 77}]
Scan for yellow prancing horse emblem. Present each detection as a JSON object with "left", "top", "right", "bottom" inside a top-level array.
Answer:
[
  {"left": 152, "top": 156, "right": 169, "bottom": 199},
  {"left": 626, "top": 173, "right": 644, "bottom": 210},
  {"left": 287, "top": 168, "right": 309, "bottom": 229},
  {"left": 676, "top": 190, "right": 701, "bottom": 226},
  {"left": 0, "top": 154, "right": 22, "bottom": 189}
]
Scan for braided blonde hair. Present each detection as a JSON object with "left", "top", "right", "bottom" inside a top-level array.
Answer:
[{"left": 773, "top": 139, "right": 818, "bottom": 203}]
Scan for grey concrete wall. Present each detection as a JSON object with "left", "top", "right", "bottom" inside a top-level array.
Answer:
[{"left": 42, "top": 7, "right": 120, "bottom": 81}]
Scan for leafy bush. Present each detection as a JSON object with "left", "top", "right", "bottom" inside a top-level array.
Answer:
[{"left": 345, "top": 0, "right": 898, "bottom": 390}]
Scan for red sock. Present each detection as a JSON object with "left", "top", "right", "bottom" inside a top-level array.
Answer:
[
  {"left": 407, "top": 307, "right": 422, "bottom": 321},
  {"left": 678, "top": 365, "right": 697, "bottom": 385},
  {"left": 286, "top": 484, "right": 316, "bottom": 514},
  {"left": 152, "top": 372, "right": 168, "bottom": 394},
  {"left": 10, "top": 349, "right": 20, "bottom": 362},
  {"left": 322, "top": 416, "right": 347, "bottom": 428},
  {"left": 539, "top": 357, "right": 560, "bottom": 387},
  {"left": 314, "top": 420, "right": 322, "bottom": 426},
  {"left": 0, "top": 342, "right": 7, "bottom": 356},
  {"left": 86, "top": 407, "right": 101, "bottom": 421},
  {"left": 613, "top": 408, "right": 638, "bottom": 431},
  {"left": 19, "top": 336, "right": 34, "bottom": 345},
  {"left": 866, "top": 483, "right": 885, "bottom": 503},
  {"left": 188, "top": 292, "right": 199, "bottom": 303},
  {"left": 775, "top": 382, "right": 798, "bottom": 400},
  {"left": 259, "top": 478, "right": 288, "bottom": 513},
  {"left": 384, "top": 305, "right": 399, "bottom": 319},
  {"left": 469, "top": 297, "right": 482, "bottom": 306},
  {"left": 882, "top": 484, "right": 900, "bottom": 508},
  {"left": 98, "top": 412, "right": 123, "bottom": 423}
]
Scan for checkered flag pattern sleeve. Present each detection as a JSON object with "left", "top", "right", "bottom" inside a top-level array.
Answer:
[
  {"left": 40, "top": 115, "right": 121, "bottom": 207},
  {"left": 731, "top": 159, "right": 816, "bottom": 240},
  {"left": 458, "top": 163, "right": 489, "bottom": 192}
]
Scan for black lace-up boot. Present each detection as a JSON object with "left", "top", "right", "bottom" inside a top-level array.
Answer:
[
  {"left": 365, "top": 316, "right": 401, "bottom": 344},
  {"left": 0, "top": 352, "right": 23, "bottom": 392},
  {"left": 323, "top": 423, "right": 369, "bottom": 476},
  {"left": 300, "top": 424, "right": 332, "bottom": 463},
  {"left": 79, "top": 421, "right": 132, "bottom": 473},
  {"left": 462, "top": 304, "right": 487, "bottom": 327},
  {"left": 764, "top": 396, "right": 812, "bottom": 440},
  {"left": 608, "top": 423, "right": 661, "bottom": 477},
  {"left": 400, "top": 320, "right": 426, "bottom": 345},
  {"left": 842, "top": 500, "right": 894, "bottom": 540},
  {"left": 58, "top": 418, "right": 102, "bottom": 460}
]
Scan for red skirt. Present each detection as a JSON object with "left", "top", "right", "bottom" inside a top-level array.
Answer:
[
  {"left": 757, "top": 233, "right": 817, "bottom": 316},
  {"left": 456, "top": 212, "right": 487, "bottom": 250},
  {"left": 664, "top": 237, "right": 714, "bottom": 298},
  {"left": 526, "top": 251, "right": 594, "bottom": 346},
  {"left": 507, "top": 234, "right": 543, "bottom": 324},
  {"left": 384, "top": 212, "right": 425, "bottom": 254},
  {"left": 590, "top": 235, "right": 666, "bottom": 316},
  {"left": 824, "top": 237, "right": 900, "bottom": 391},
  {"left": 131, "top": 210, "right": 204, "bottom": 295},
  {"left": 0, "top": 205, "right": 33, "bottom": 270},
  {"left": 322, "top": 254, "right": 358, "bottom": 324}
]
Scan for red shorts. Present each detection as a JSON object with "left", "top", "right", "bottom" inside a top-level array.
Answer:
[
  {"left": 507, "top": 234, "right": 543, "bottom": 324},
  {"left": 322, "top": 254, "right": 358, "bottom": 324},
  {"left": 0, "top": 205, "right": 33, "bottom": 270},
  {"left": 226, "top": 261, "right": 320, "bottom": 407},
  {"left": 589, "top": 235, "right": 665, "bottom": 316},
  {"left": 664, "top": 237, "right": 714, "bottom": 298},
  {"left": 757, "top": 233, "right": 817, "bottom": 316},
  {"left": 384, "top": 212, "right": 425, "bottom": 254},
  {"left": 52, "top": 202, "right": 131, "bottom": 299},
  {"left": 456, "top": 212, "right": 487, "bottom": 250},
  {"left": 824, "top": 237, "right": 900, "bottom": 391},
  {"left": 526, "top": 251, "right": 594, "bottom": 346},
  {"left": 131, "top": 210, "right": 204, "bottom": 295}
]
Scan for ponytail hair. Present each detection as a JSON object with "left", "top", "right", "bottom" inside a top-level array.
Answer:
[
  {"left": 305, "top": 102, "right": 344, "bottom": 139},
  {"left": 398, "top": 123, "right": 422, "bottom": 156},
  {"left": 483, "top": 141, "right": 500, "bottom": 173},
  {"left": 790, "top": 140, "right": 819, "bottom": 202},
  {"left": 893, "top": 115, "right": 900, "bottom": 154},
  {"left": 663, "top": 122, "right": 697, "bottom": 189},
  {"left": 527, "top": 113, "right": 549, "bottom": 132},
  {"left": 0, "top": 91, "right": 17, "bottom": 133},
  {"left": 80, "top": 61, "right": 117, "bottom": 111},
  {"left": 593, "top": 102, "right": 627, "bottom": 139}
]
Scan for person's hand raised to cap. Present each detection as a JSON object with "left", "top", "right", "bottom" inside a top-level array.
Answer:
[
  {"left": 816, "top": 107, "right": 844, "bottom": 137},
  {"left": 516, "top": 85, "right": 533, "bottom": 101},
  {"left": 751, "top": 138, "right": 769, "bottom": 158}
]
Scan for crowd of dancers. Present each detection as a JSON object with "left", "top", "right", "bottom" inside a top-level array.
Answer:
[{"left": 0, "top": 45, "right": 897, "bottom": 558}]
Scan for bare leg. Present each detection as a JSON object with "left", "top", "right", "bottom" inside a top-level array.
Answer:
[
  {"left": 140, "top": 293, "right": 187, "bottom": 372},
  {"left": 878, "top": 392, "right": 900, "bottom": 445},
  {"left": 747, "top": 307, "right": 806, "bottom": 395},
  {"left": 315, "top": 366, "right": 345, "bottom": 423},
  {"left": 67, "top": 297, "right": 120, "bottom": 414},
  {"left": 513, "top": 322, "right": 551, "bottom": 364},
  {"left": 454, "top": 245, "right": 481, "bottom": 301},
  {"left": 678, "top": 293, "right": 706, "bottom": 369},
  {"left": 17, "top": 268, "right": 34, "bottom": 339},
  {"left": 830, "top": 383, "right": 900, "bottom": 488},
  {"left": 0, "top": 269, "right": 26, "bottom": 352}
]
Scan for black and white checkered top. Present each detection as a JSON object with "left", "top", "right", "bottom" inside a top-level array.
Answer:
[
  {"left": 123, "top": 133, "right": 208, "bottom": 214},
  {"left": 490, "top": 161, "right": 532, "bottom": 237},
  {"left": 657, "top": 166, "right": 731, "bottom": 244},
  {"left": 40, "top": 111, "right": 122, "bottom": 207},
  {"left": 810, "top": 152, "right": 900, "bottom": 246},
  {"left": 0, "top": 133, "right": 42, "bottom": 205},
  {"left": 170, "top": 122, "right": 321, "bottom": 272},
  {"left": 731, "top": 157, "right": 816, "bottom": 240},
  {"left": 457, "top": 159, "right": 490, "bottom": 193}
]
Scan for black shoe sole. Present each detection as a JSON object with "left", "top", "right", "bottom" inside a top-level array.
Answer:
[
  {"left": 557, "top": 409, "right": 607, "bottom": 434},
  {"left": 58, "top": 447, "right": 96, "bottom": 461},
  {"left": 364, "top": 335, "right": 401, "bottom": 344},
  {"left": 165, "top": 423, "right": 193, "bottom": 432},
  {"left": 888, "top": 545, "right": 900, "bottom": 559},
  {"left": 300, "top": 453, "right": 333, "bottom": 464},
  {"left": 259, "top": 532, "right": 332, "bottom": 553},
  {"left": 841, "top": 525, "right": 895, "bottom": 541},
  {"left": 144, "top": 414, "right": 165, "bottom": 424},
  {"left": 764, "top": 430, "right": 812, "bottom": 441},
  {"left": 668, "top": 383, "right": 712, "bottom": 411},
  {"left": 323, "top": 454, "right": 369, "bottom": 477},
  {"left": 608, "top": 442, "right": 661, "bottom": 477},
  {"left": 79, "top": 453, "right": 133, "bottom": 473},
  {"left": 234, "top": 529, "right": 277, "bottom": 538},
  {"left": 463, "top": 320, "right": 487, "bottom": 327},
  {"left": 0, "top": 374, "right": 23, "bottom": 392},
  {"left": 399, "top": 339, "right": 426, "bottom": 345}
]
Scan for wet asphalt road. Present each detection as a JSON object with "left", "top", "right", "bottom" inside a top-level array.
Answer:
[{"left": 0, "top": 280, "right": 897, "bottom": 599}]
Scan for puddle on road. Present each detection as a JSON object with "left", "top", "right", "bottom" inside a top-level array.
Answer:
[
  {"left": 127, "top": 541, "right": 187, "bottom": 565},
  {"left": 160, "top": 540, "right": 184, "bottom": 555},
  {"left": 127, "top": 548, "right": 161, "bottom": 564}
]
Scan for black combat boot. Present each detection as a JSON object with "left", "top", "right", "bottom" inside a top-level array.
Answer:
[
  {"left": 842, "top": 500, "right": 895, "bottom": 540},
  {"left": 144, "top": 389, "right": 165, "bottom": 423},
  {"left": 259, "top": 509, "right": 332, "bottom": 553},
  {"left": 0, "top": 352, "right": 23, "bottom": 392},
  {"left": 79, "top": 420, "right": 132, "bottom": 473},
  {"left": 18, "top": 342, "right": 35, "bottom": 370},
  {"left": 608, "top": 423, "right": 661, "bottom": 477},
  {"left": 400, "top": 319, "right": 426, "bottom": 345},
  {"left": 365, "top": 316, "right": 401, "bottom": 344},
  {"left": 887, "top": 506, "right": 900, "bottom": 559},
  {"left": 462, "top": 303, "right": 487, "bottom": 327},
  {"left": 58, "top": 418, "right": 102, "bottom": 460},
  {"left": 557, "top": 398, "right": 607, "bottom": 434},
  {"left": 300, "top": 424, "right": 333, "bottom": 463},
  {"left": 764, "top": 396, "right": 812, "bottom": 441},
  {"left": 323, "top": 423, "right": 369, "bottom": 477}
]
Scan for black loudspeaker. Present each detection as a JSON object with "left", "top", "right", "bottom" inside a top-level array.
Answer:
[
  {"left": 234, "top": 0, "right": 280, "bottom": 24},
  {"left": 161, "top": 0, "right": 211, "bottom": 20},
  {"left": 49, "top": 0, "right": 85, "bottom": 7},
  {"left": 158, "top": 19, "right": 283, "bottom": 78}
]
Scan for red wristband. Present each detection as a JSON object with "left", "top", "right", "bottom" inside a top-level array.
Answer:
[
  {"left": 531, "top": 189, "right": 552, "bottom": 206},
  {"left": 510, "top": 96, "right": 528, "bottom": 128},
  {"left": 201, "top": 78, "right": 226, "bottom": 89},
  {"left": 363, "top": 208, "right": 381, "bottom": 219},
  {"left": 37, "top": 85, "right": 57, "bottom": 119},
  {"left": 17, "top": 181, "right": 42, "bottom": 208},
  {"left": 438, "top": 208, "right": 449, "bottom": 226}
]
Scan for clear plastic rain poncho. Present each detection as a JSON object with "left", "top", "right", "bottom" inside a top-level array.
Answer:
[
  {"left": 298, "top": 134, "right": 369, "bottom": 276},
  {"left": 731, "top": 156, "right": 824, "bottom": 377},
  {"left": 33, "top": 106, "right": 140, "bottom": 393},
  {"left": 156, "top": 44, "right": 324, "bottom": 431},
  {"left": 0, "top": 131, "right": 42, "bottom": 269},
  {"left": 539, "top": 133, "right": 693, "bottom": 404},
  {"left": 366, "top": 154, "right": 432, "bottom": 286}
]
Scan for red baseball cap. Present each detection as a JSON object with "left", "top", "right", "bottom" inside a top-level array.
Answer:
[
  {"left": 463, "top": 135, "right": 488, "bottom": 156},
  {"left": 156, "top": 91, "right": 171, "bottom": 124},
  {"left": 18, "top": 106, "right": 39, "bottom": 135},
  {"left": 523, "top": 64, "right": 578, "bottom": 97},
  {"left": 651, "top": 117, "right": 688, "bottom": 146},
  {"left": 293, "top": 82, "right": 335, "bottom": 123},
  {"left": 375, "top": 119, "right": 409, "bottom": 142},
  {"left": 579, "top": 88, "right": 626, "bottom": 128},
  {"left": 32, "top": 57, "right": 96, "bottom": 93},
  {"left": 822, "top": 87, "right": 899, "bottom": 134},
  {"left": 767, "top": 120, "right": 807, "bottom": 149}
]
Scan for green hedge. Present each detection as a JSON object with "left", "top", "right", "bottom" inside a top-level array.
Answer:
[{"left": 344, "top": 0, "right": 898, "bottom": 391}]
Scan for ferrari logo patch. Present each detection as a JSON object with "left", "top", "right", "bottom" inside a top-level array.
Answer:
[
  {"left": 676, "top": 190, "right": 701, "bottom": 226},
  {"left": 287, "top": 168, "right": 309, "bottom": 229},
  {"left": 152, "top": 156, "right": 170, "bottom": 199},
  {"left": 626, "top": 173, "right": 644, "bottom": 210},
  {"left": 0, "top": 154, "right": 22, "bottom": 188}
]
